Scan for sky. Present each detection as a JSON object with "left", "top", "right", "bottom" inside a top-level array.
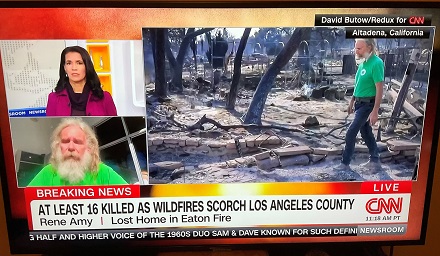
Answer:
[{"left": 225, "top": 28, "right": 259, "bottom": 39}]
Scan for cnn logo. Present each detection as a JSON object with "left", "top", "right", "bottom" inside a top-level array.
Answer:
[
  {"left": 409, "top": 16, "right": 425, "bottom": 25},
  {"left": 365, "top": 197, "right": 403, "bottom": 214}
]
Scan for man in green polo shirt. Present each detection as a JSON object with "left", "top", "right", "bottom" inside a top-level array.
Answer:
[
  {"left": 28, "top": 118, "right": 127, "bottom": 186},
  {"left": 335, "top": 38, "right": 384, "bottom": 173}
]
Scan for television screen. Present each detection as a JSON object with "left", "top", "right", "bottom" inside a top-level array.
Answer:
[{"left": 0, "top": 4, "right": 439, "bottom": 255}]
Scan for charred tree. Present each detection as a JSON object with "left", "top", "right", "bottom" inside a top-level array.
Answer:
[
  {"left": 165, "top": 39, "right": 177, "bottom": 76},
  {"left": 226, "top": 28, "right": 252, "bottom": 110},
  {"left": 142, "top": 29, "right": 155, "bottom": 84},
  {"left": 167, "top": 28, "right": 214, "bottom": 92},
  {"left": 153, "top": 28, "right": 168, "bottom": 98},
  {"left": 190, "top": 37, "right": 197, "bottom": 73},
  {"left": 243, "top": 28, "right": 310, "bottom": 124}
]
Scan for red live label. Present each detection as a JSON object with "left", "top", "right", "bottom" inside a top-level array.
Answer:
[{"left": 361, "top": 181, "right": 412, "bottom": 194}]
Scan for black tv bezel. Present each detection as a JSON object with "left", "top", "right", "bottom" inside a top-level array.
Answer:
[{"left": 0, "top": 1, "right": 439, "bottom": 255}]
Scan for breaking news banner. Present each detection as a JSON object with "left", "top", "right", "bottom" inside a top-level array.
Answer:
[
  {"left": 26, "top": 192, "right": 410, "bottom": 231},
  {"left": 25, "top": 186, "right": 140, "bottom": 201},
  {"left": 345, "top": 27, "right": 432, "bottom": 39},
  {"left": 27, "top": 224, "right": 407, "bottom": 241},
  {"left": 315, "top": 14, "right": 432, "bottom": 26}
]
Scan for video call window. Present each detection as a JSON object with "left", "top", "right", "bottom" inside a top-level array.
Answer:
[{"left": 10, "top": 117, "right": 147, "bottom": 187}]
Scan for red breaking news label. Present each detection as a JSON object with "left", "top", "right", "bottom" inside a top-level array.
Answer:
[{"left": 24, "top": 185, "right": 140, "bottom": 202}]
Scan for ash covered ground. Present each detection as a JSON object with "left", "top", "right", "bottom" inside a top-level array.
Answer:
[{"left": 146, "top": 75, "right": 422, "bottom": 184}]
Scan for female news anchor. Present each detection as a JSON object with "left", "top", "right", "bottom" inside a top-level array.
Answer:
[{"left": 46, "top": 46, "right": 117, "bottom": 116}]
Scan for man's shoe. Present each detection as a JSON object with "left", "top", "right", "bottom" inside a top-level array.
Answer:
[
  {"left": 334, "top": 163, "right": 350, "bottom": 172},
  {"left": 360, "top": 160, "right": 381, "bottom": 173}
]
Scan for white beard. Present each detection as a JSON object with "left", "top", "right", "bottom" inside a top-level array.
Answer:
[
  {"left": 355, "top": 57, "right": 366, "bottom": 65},
  {"left": 54, "top": 149, "right": 93, "bottom": 184},
  {"left": 355, "top": 52, "right": 372, "bottom": 65}
]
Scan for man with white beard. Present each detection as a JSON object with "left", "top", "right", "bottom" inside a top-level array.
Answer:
[
  {"left": 334, "top": 38, "right": 384, "bottom": 174},
  {"left": 28, "top": 118, "right": 127, "bottom": 186}
]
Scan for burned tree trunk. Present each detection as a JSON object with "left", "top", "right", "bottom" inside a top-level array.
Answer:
[
  {"left": 142, "top": 29, "right": 156, "bottom": 84},
  {"left": 226, "top": 28, "right": 251, "bottom": 110},
  {"left": 165, "top": 39, "right": 177, "bottom": 75},
  {"left": 190, "top": 38, "right": 197, "bottom": 74},
  {"left": 170, "top": 28, "right": 214, "bottom": 92},
  {"left": 243, "top": 28, "right": 310, "bottom": 124},
  {"left": 153, "top": 28, "right": 168, "bottom": 98}
]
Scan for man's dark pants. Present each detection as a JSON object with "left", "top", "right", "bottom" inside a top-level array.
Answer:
[{"left": 342, "top": 100, "right": 380, "bottom": 165}]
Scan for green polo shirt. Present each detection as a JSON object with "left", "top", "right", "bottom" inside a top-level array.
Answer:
[
  {"left": 354, "top": 54, "right": 384, "bottom": 98},
  {"left": 28, "top": 163, "right": 128, "bottom": 186}
]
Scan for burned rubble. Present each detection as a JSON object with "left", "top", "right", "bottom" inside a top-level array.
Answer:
[
  {"left": 145, "top": 31, "right": 430, "bottom": 184},
  {"left": 146, "top": 70, "right": 423, "bottom": 184}
]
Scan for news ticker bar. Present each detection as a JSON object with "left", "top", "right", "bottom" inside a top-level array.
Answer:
[
  {"left": 345, "top": 27, "right": 432, "bottom": 39},
  {"left": 9, "top": 108, "right": 46, "bottom": 117},
  {"left": 315, "top": 15, "right": 432, "bottom": 26},
  {"left": 28, "top": 224, "right": 407, "bottom": 241}
]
